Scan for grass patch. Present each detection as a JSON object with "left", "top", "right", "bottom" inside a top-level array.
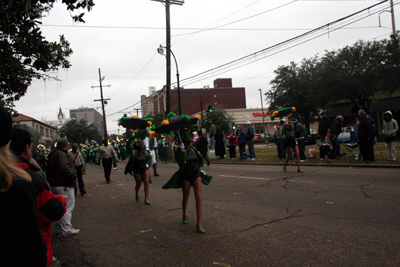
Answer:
[{"left": 210, "top": 142, "right": 399, "bottom": 165}]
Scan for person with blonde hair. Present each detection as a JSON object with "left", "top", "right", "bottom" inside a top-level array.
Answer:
[{"left": 0, "top": 105, "right": 48, "bottom": 266}]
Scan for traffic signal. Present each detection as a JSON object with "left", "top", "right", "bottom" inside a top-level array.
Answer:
[
  {"left": 208, "top": 105, "right": 213, "bottom": 113},
  {"left": 232, "top": 123, "right": 236, "bottom": 130}
]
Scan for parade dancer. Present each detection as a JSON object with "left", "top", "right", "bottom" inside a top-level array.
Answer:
[
  {"left": 162, "top": 129, "right": 212, "bottom": 233},
  {"left": 124, "top": 140, "right": 152, "bottom": 204},
  {"left": 282, "top": 119, "right": 303, "bottom": 173}
]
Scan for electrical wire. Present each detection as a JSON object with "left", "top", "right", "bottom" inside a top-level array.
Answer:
[{"left": 177, "top": 0, "right": 397, "bottom": 88}]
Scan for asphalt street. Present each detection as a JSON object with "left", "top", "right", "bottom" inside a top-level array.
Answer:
[{"left": 51, "top": 161, "right": 400, "bottom": 267}]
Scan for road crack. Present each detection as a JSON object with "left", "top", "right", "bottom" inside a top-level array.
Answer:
[{"left": 359, "top": 180, "right": 377, "bottom": 199}]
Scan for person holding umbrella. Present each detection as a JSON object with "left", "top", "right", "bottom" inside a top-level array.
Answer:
[
  {"left": 125, "top": 140, "right": 153, "bottom": 204},
  {"left": 162, "top": 129, "right": 212, "bottom": 233}
]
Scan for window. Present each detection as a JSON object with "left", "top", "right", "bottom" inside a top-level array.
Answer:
[
  {"left": 45, "top": 128, "right": 49, "bottom": 137},
  {"left": 40, "top": 126, "right": 44, "bottom": 135}
]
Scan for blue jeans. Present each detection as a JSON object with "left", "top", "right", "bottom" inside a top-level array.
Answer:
[
  {"left": 210, "top": 136, "right": 215, "bottom": 150},
  {"left": 327, "top": 137, "right": 340, "bottom": 159},
  {"left": 276, "top": 141, "right": 286, "bottom": 159},
  {"left": 247, "top": 139, "right": 256, "bottom": 159}
]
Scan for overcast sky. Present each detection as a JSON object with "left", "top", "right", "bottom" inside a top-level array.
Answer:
[{"left": 14, "top": 0, "right": 399, "bottom": 134}]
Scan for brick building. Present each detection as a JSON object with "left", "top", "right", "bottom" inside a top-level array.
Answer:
[{"left": 141, "top": 78, "right": 246, "bottom": 116}]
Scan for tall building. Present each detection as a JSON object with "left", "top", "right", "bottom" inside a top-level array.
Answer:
[
  {"left": 69, "top": 107, "right": 103, "bottom": 133},
  {"left": 141, "top": 78, "right": 246, "bottom": 116}
]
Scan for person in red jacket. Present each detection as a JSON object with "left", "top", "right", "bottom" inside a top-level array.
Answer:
[
  {"left": 10, "top": 129, "right": 67, "bottom": 267},
  {"left": 227, "top": 128, "right": 238, "bottom": 159}
]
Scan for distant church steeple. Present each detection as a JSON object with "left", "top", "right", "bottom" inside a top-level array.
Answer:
[{"left": 58, "top": 106, "right": 65, "bottom": 124}]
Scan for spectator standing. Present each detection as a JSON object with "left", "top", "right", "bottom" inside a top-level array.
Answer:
[
  {"left": 47, "top": 138, "right": 80, "bottom": 237},
  {"left": 227, "top": 128, "right": 238, "bottom": 159},
  {"left": 382, "top": 110, "right": 398, "bottom": 161},
  {"left": 195, "top": 130, "right": 210, "bottom": 166},
  {"left": 366, "top": 111, "right": 378, "bottom": 145},
  {"left": 358, "top": 110, "right": 375, "bottom": 162},
  {"left": 209, "top": 121, "right": 216, "bottom": 151},
  {"left": 246, "top": 121, "right": 256, "bottom": 160},
  {"left": 325, "top": 115, "right": 343, "bottom": 161},
  {"left": 292, "top": 119, "right": 307, "bottom": 162},
  {"left": 237, "top": 126, "right": 246, "bottom": 160},
  {"left": 10, "top": 129, "right": 67, "bottom": 267},
  {"left": 214, "top": 128, "right": 226, "bottom": 159},
  {"left": 0, "top": 105, "right": 48, "bottom": 267},
  {"left": 96, "top": 140, "right": 118, "bottom": 183},
  {"left": 274, "top": 123, "right": 286, "bottom": 160},
  {"left": 68, "top": 143, "right": 86, "bottom": 196},
  {"left": 318, "top": 112, "right": 332, "bottom": 144}
]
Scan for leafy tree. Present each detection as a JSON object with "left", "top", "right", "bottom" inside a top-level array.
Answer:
[
  {"left": 317, "top": 37, "right": 397, "bottom": 111},
  {"left": 203, "top": 107, "right": 232, "bottom": 134},
  {"left": 267, "top": 56, "right": 322, "bottom": 132},
  {"left": 59, "top": 119, "right": 102, "bottom": 144},
  {"left": 0, "top": 0, "right": 94, "bottom": 109}
]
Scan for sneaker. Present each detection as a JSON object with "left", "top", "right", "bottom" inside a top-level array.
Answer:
[
  {"left": 251, "top": 158, "right": 256, "bottom": 160},
  {"left": 70, "top": 228, "right": 80, "bottom": 235},
  {"left": 114, "top": 167, "right": 117, "bottom": 170},
  {"left": 81, "top": 191, "right": 86, "bottom": 196},
  {"left": 63, "top": 228, "right": 80, "bottom": 237},
  {"left": 300, "top": 160, "right": 307, "bottom": 162}
]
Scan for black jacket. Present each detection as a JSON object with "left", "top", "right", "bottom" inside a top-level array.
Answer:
[
  {"left": 46, "top": 148, "right": 77, "bottom": 187},
  {"left": 318, "top": 117, "right": 332, "bottom": 135},
  {"left": 330, "top": 119, "right": 342, "bottom": 137},
  {"left": 195, "top": 135, "right": 208, "bottom": 153},
  {"left": 359, "top": 115, "right": 375, "bottom": 139}
]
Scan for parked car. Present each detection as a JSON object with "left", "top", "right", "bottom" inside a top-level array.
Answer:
[{"left": 338, "top": 126, "right": 355, "bottom": 142}]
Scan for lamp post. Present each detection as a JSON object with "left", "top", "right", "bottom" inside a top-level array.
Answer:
[
  {"left": 158, "top": 45, "right": 182, "bottom": 115},
  {"left": 258, "top": 88, "right": 266, "bottom": 140}
]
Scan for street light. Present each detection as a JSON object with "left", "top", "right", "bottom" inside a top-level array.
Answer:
[
  {"left": 158, "top": 44, "right": 182, "bottom": 115},
  {"left": 258, "top": 88, "right": 266, "bottom": 140}
]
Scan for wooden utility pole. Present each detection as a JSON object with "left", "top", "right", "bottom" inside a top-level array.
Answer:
[{"left": 92, "top": 68, "right": 111, "bottom": 141}]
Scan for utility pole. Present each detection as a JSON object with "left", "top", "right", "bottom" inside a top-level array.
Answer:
[
  {"left": 133, "top": 108, "right": 141, "bottom": 116},
  {"left": 258, "top": 88, "right": 266, "bottom": 139},
  {"left": 151, "top": 0, "right": 184, "bottom": 114},
  {"left": 92, "top": 68, "right": 111, "bottom": 141},
  {"left": 390, "top": 0, "right": 396, "bottom": 35}
]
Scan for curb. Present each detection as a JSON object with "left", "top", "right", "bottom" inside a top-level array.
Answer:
[{"left": 208, "top": 161, "right": 400, "bottom": 169}]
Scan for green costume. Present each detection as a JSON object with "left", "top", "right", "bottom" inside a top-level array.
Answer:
[{"left": 162, "top": 146, "right": 212, "bottom": 189}]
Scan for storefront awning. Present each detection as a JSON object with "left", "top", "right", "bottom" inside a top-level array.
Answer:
[{"left": 326, "top": 103, "right": 355, "bottom": 118}]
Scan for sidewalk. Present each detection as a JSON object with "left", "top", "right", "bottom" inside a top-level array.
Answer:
[{"left": 207, "top": 146, "right": 400, "bottom": 169}]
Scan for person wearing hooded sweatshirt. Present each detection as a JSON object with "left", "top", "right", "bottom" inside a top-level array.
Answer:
[
  {"left": 358, "top": 110, "right": 375, "bottom": 162},
  {"left": 382, "top": 111, "right": 398, "bottom": 161}
]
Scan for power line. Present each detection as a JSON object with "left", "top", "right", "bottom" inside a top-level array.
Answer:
[{"left": 177, "top": 0, "right": 396, "bottom": 87}]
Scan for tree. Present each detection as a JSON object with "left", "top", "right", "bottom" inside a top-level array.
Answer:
[
  {"left": 267, "top": 56, "right": 322, "bottom": 132},
  {"left": 203, "top": 107, "right": 232, "bottom": 134},
  {"left": 0, "top": 0, "right": 94, "bottom": 109},
  {"left": 59, "top": 119, "right": 102, "bottom": 144},
  {"left": 317, "top": 38, "right": 396, "bottom": 111}
]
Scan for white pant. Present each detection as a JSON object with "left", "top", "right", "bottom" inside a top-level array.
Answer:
[
  {"left": 387, "top": 141, "right": 397, "bottom": 160},
  {"left": 51, "top": 186, "right": 75, "bottom": 236}
]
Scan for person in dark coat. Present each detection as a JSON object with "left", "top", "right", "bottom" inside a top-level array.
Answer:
[
  {"left": 10, "top": 129, "right": 67, "bottom": 267},
  {"left": 325, "top": 115, "right": 343, "bottom": 161},
  {"left": 318, "top": 112, "right": 332, "bottom": 143},
  {"left": 195, "top": 130, "right": 210, "bottom": 166},
  {"left": 292, "top": 119, "right": 307, "bottom": 162},
  {"left": 358, "top": 110, "right": 375, "bottom": 162},
  {"left": 237, "top": 126, "right": 246, "bottom": 160},
  {"left": 0, "top": 105, "right": 48, "bottom": 267},
  {"left": 214, "top": 128, "right": 225, "bottom": 159}
]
